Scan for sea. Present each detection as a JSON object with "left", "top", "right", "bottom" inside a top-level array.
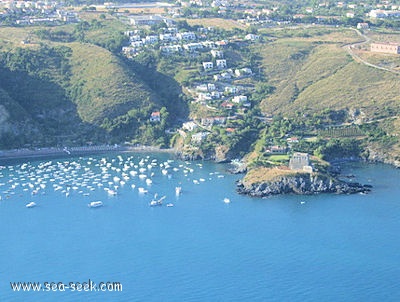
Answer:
[{"left": 0, "top": 152, "right": 399, "bottom": 302}]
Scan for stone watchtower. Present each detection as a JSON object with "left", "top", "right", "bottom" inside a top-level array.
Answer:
[{"left": 289, "top": 152, "right": 312, "bottom": 172}]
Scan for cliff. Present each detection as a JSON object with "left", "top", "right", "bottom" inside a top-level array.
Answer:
[{"left": 236, "top": 170, "right": 371, "bottom": 197}]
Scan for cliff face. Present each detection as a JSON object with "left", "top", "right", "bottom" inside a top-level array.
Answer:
[
  {"left": 175, "top": 144, "right": 235, "bottom": 162},
  {"left": 236, "top": 172, "right": 371, "bottom": 197},
  {"left": 363, "top": 146, "right": 400, "bottom": 168}
]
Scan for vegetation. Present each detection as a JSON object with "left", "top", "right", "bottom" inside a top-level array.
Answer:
[
  {"left": 243, "top": 167, "right": 300, "bottom": 186},
  {"left": 257, "top": 28, "right": 400, "bottom": 119},
  {"left": 0, "top": 7, "right": 399, "bottom": 170},
  {"left": 0, "top": 20, "right": 185, "bottom": 148}
]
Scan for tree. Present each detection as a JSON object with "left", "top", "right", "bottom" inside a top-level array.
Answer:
[{"left": 160, "top": 106, "right": 169, "bottom": 130}]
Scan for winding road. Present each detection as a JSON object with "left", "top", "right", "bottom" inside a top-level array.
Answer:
[{"left": 343, "top": 28, "right": 400, "bottom": 75}]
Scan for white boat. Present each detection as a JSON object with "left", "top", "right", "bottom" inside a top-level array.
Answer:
[
  {"left": 138, "top": 187, "right": 148, "bottom": 194},
  {"left": 107, "top": 189, "right": 117, "bottom": 196},
  {"left": 175, "top": 186, "right": 182, "bottom": 196},
  {"left": 223, "top": 198, "right": 231, "bottom": 204},
  {"left": 26, "top": 201, "right": 36, "bottom": 208},
  {"left": 149, "top": 195, "right": 165, "bottom": 207},
  {"left": 166, "top": 203, "right": 174, "bottom": 207},
  {"left": 88, "top": 201, "right": 103, "bottom": 208}
]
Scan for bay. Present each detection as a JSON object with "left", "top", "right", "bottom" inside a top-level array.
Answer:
[{"left": 0, "top": 153, "right": 399, "bottom": 301}]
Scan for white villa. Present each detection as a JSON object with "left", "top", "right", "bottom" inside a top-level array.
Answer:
[
  {"left": 216, "top": 59, "right": 227, "bottom": 69},
  {"left": 203, "top": 62, "right": 214, "bottom": 70}
]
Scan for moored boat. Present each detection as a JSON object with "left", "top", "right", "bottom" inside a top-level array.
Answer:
[
  {"left": 149, "top": 195, "right": 165, "bottom": 207},
  {"left": 138, "top": 187, "right": 148, "bottom": 194},
  {"left": 26, "top": 201, "right": 36, "bottom": 208},
  {"left": 88, "top": 201, "right": 103, "bottom": 208}
]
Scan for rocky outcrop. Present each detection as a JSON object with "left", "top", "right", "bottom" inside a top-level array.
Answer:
[
  {"left": 215, "top": 145, "right": 232, "bottom": 163},
  {"left": 363, "top": 146, "right": 400, "bottom": 168},
  {"left": 175, "top": 144, "right": 235, "bottom": 163},
  {"left": 236, "top": 172, "right": 371, "bottom": 197}
]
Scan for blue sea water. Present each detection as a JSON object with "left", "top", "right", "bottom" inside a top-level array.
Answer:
[{"left": 0, "top": 153, "right": 399, "bottom": 302}]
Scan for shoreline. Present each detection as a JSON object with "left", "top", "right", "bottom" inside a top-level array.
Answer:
[{"left": 0, "top": 145, "right": 176, "bottom": 162}]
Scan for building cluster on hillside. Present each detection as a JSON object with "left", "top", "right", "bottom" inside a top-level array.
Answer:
[
  {"left": 120, "top": 13, "right": 263, "bottom": 146},
  {"left": 181, "top": 62, "right": 255, "bottom": 144},
  {"left": 173, "top": 0, "right": 400, "bottom": 24},
  {"left": 122, "top": 20, "right": 232, "bottom": 59},
  {"left": 0, "top": 0, "right": 78, "bottom": 25},
  {"left": 368, "top": 9, "right": 400, "bottom": 18},
  {"left": 176, "top": 0, "right": 233, "bottom": 8}
]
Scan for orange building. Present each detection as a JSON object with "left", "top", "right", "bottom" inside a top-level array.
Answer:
[{"left": 370, "top": 42, "right": 400, "bottom": 54}]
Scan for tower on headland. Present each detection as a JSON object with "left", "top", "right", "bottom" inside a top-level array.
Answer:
[{"left": 289, "top": 152, "right": 313, "bottom": 173}]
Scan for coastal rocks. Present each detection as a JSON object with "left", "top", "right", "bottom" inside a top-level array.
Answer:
[
  {"left": 214, "top": 145, "right": 233, "bottom": 163},
  {"left": 363, "top": 147, "right": 400, "bottom": 168},
  {"left": 236, "top": 173, "right": 371, "bottom": 197},
  {"left": 176, "top": 144, "right": 235, "bottom": 163},
  {"left": 229, "top": 160, "right": 247, "bottom": 174},
  {"left": 175, "top": 151, "right": 202, "bottom": 161}
]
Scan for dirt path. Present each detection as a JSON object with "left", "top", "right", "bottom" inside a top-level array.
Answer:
[{"left": 343, "top": 28, "right": 400, "bottom": 75}]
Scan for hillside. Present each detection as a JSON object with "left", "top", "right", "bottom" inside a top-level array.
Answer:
[
  {"left": 0, "top": 22, "right": 399, "bottom": 162},
  {"left": 68, "top": 42, "right": 161, "bottom": 124},
  {"left": 0, "top": 25, "right": 178, "bottom": 148},
  {"left": 258, "top": 28, "right": 400, "bottom": 119}
]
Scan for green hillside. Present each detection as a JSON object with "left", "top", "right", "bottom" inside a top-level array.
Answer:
[
  {"left": 258, "top": 28, "right": 400, "bottom": 119},
  {"left": 0, "top": 25, "right": 179, "bottom": 148},
  {"left": 0, "top": 23, "right": 398, "bottom": 161},
  {"left": 68, "top": 42, "right": 161, "bottom": 124}
]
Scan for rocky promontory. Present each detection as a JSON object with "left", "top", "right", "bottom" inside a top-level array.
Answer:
[{"left": 236, "top": 168, "right": 371, "bottom": 197}]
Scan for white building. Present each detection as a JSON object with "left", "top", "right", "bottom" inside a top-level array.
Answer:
[
  {"left": 225, "top": 86, "right": 238, "bottom": 94},
  {"left": 245, "top": 34, "right": 260, "bottom": 41},
  {"left": 159, "top": 33, "right": 175, "bottom": 41},
  {"left": 232, "top": 95, "right": 248, "bottom": 103},
  {"left": 369, "top": 9, "right": 400, "bottom": 18},
  {"left": 220, "top": 72, "right": 232, "bottom": 80},
  {"left": 211, "top": 49, "right": 224, "bottom": 58},
  {"left": 191, "top": 132, "right": 209, "bottom": 144},
  {"left": 143, "top": 35, "right": 158, "bottom": 44},
  {"left": 183, "top": 43, "right": 203, "bottom": 52},
  {"left": 235, "top": 67, "right": 252, "bottom": 77},
  {"left": 129, "top": 35, "right": 142, "bottom": 42},
  {"left": 197, "top": 92, "right": 212, "bottom": 101},
  {"left": 203, "top": 62, "right": 214, "bottom": 70},
  {"left": 216, "top": 59, "right": 227, "bottom": 69},
  {"left": 131, "top": 41, "right": 144, "bottom": 48},
  {"left": 207, "top": 83, "right": 216, "bottom": 91},
  {"left": 160, "top": 45, "right": 182, "bottom": 53},
  {"left": 182, "top": 121, "right": 198, "bottom": 131},
  {"left": 211, "top": 91, "right": 222, "bottom": 99},
  {"left": 357, "top": 22, "right": 369, "bottom": 29},
  {"left": 196, "top": 84, "right": 209, "bottom": 92},
  {"left": 177, "top": 32, "right": 196, "bottom": 40},
  {"left": 130, "top": 15, "right": 165, "bottom": 26},
  {"left": 202, "top": 41, "right": 217, "bottom": 49}
]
